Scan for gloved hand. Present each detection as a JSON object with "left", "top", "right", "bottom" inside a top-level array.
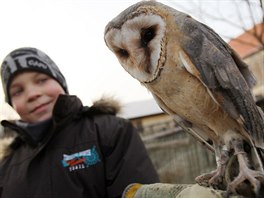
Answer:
[{"left": 122, "top": 183, "right": 246, "bottom": 198}]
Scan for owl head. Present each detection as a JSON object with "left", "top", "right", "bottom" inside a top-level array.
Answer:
[{"left": 104, "top": 1, "right": 179, "bottom": 84}]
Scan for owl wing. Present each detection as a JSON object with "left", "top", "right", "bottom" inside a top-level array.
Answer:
[
  {"left": 178, "top": 16, "right": 264, "bottom": 148},
  {"left": 151, "top": 93, "right": 215, "bottom": 152}
]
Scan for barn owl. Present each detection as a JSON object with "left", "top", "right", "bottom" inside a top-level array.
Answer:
[{"left": 104, "top": 1, "right": 264, "bottom": 196}]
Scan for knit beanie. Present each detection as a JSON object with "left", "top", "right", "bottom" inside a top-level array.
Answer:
[{"left": 1, "top": 47, "right": 68, "bottom": 105}]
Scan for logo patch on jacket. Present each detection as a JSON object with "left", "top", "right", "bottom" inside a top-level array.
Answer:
[{"left": 61, "top": 146, "right": 100, "bottom": 172}]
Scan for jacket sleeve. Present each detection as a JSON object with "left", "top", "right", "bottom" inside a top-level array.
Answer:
[
  {"left": 0, "top": 155, "right": 12, "bottom": 198},
  {"left": 0, "top": 172, "right": 2, "bottom": 198},
  {"left": 95, "top": 115, "right": 160, "bottom": 198}
]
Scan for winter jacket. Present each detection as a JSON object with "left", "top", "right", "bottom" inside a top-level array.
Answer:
[{"left": 0, "top": 95, "right": 159, "bottom": 198}]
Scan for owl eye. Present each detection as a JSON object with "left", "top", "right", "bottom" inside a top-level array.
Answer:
[
  {"left": 117, "top": 48, "right": 129, "bottom": 58},
  {"left": 141, "top": 26, "right": 156, "bottom": 47}
]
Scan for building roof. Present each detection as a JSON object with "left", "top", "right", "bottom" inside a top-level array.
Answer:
[
  {"left": 119, "top": 99, "right": 163, "bottom": 119},
  {"left": 228, "top": 23, "right": 263, "bottom": 58}
]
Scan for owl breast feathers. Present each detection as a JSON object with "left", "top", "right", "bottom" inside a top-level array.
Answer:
[{"left": 104, "top": 1, "right": 264, "bottom": 196}]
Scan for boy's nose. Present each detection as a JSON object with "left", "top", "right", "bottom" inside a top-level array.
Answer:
[{"left": 26, "top": 86, "right": 41, "bottom": 102}]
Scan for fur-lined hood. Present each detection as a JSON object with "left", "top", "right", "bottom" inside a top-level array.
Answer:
[
  {"left": 88, "top": 96, "right": 122, "bottom": 115},
  {"left": 0, "top": 96, "right": 123, "bottom": 161},
  {"left": 0, "top": 124, "right": 16, "bottom": 161}
]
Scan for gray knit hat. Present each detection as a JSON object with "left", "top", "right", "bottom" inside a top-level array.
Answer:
[{"left": 1, "top": 47, "right": 68, "bottom": 105}]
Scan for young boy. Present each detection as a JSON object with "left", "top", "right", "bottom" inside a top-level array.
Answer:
[{"left": 0, "top": 47, "right": 159, "bottom": 198}]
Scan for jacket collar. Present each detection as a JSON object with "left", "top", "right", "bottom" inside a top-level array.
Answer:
[{"left": 52, "top": 94, "right": 83, "bottom": 124}]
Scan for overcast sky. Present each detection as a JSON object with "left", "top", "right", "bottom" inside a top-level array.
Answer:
[{"left": 0, "top": 0, "right": 262, "bottom": 118}]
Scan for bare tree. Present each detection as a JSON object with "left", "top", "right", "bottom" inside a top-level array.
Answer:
[{"left": 167, "top": 0, "right": 264, "bottom": 49}]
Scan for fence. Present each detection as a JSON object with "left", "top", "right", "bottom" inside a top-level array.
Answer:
[{"left": 139, "top": 120, "right": 216, "bottom": 184}]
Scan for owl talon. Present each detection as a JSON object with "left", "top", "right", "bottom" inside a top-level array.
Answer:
[
  {"left": 209, "top": 174, "right": 224, "bottom": 189},
  {"left": 195, "top": 169, "right": 225, "bottom": 189},
  {"left": 227, "top": 168, "right": 264, "bottom": 195},
  {"left": 196, "top": 148, "right": 228, "bottom": 189},
  {"left": 195, "top": 171, "right": 216, "bottom": 187},
  {"left": 227, "top": 139, "right": 264, "bottom": 197}
]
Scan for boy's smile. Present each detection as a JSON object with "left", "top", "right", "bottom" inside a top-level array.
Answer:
[
  {"left": 9, "top": 71, "right": 66, "bottom": 123},
  {"left": 29, "top": 101, "right": 52, "bottom": 116},
  {"left": 30, "top": 102, "right": 50, "bottom": 114}
]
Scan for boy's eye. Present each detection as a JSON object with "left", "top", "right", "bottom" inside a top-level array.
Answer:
[
  {"left": 10, "top": 88, "right": 23, "bottom": 97},
  {"left": 37, "top": 77, "right": 48, "bottom": 84}
]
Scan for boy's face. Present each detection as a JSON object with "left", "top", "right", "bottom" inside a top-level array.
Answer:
[{"left": 9, "top": 71, "right": 66, "bottom": 123}]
